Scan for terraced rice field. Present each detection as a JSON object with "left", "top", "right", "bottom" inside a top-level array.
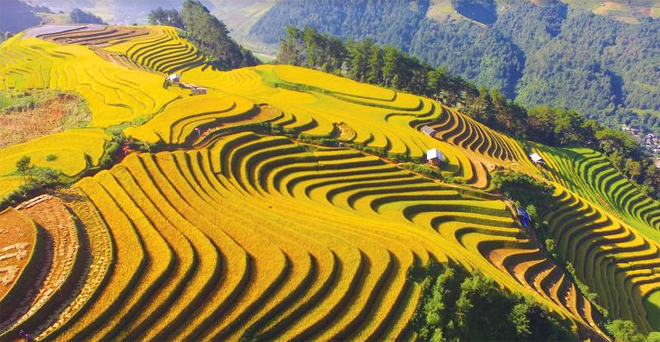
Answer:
[
  {"left": 105, "top": 26, "right": 207, "bottom": 74},
  {"left": 0, "top": 207, "right": 40, "bottom": 317},
  {"left": 535, "top": 146, "right": 660, "bottom": 331},
  {"left": 0, "top": 24, "right": 658, "bottom": 339},
  {"left": 0, "top": 131, "right": 605, "bottom": 340}
]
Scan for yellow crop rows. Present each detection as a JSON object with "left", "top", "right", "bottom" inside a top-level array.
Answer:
[{"left": 2, "top": 24, "right": 659, "bottom": 339}]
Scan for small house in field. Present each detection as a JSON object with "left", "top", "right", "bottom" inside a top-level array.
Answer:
[
  {"left": 166, "top": 73, "right": 181, "bottom": 84},
  {"left": 529, "top": 153, "right": 545, "bottom": 165},
  {"left": 421, "top": 125, "right": 437, "bottom": 136},
  {"left": 427, "top": 148, "right": 444, "bottom": 166},
  {"left": 191, "top": 86, "right": 207, "bottom": 95}
]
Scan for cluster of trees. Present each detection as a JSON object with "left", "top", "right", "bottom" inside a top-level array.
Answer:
[
  {"left": 278, "top": 26, "right": 660, "bottom": 200},
  {"left": 606, "top": 320, "right": 660, "bottom": 342},
  {"left": 148, "top": 1, "right": 259, "bottom": 70},
  {"left": 491, "top": 170, "right": 554, "bottom": 213},
  {"left": 414, "top": 265, "right": 577, "bottom": 341},
  {"left": 253, "top": 0, "right": 660, "bottom": 132},
  {"left": 69, "top": 8, "right": 105, "bottom": 24}
]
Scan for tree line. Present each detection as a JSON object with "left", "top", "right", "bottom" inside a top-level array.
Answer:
[
  {"left": 252, "top": 0, "right": 660, "bottom": 133},
  {"left": 148, "top": 0, "right": 259, "bottom": 70},
  {"left": 278, "top": 26, "right": 660, "bottom": 200}
]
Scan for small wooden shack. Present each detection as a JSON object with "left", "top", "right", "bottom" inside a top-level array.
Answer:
[
  {"left": 427, "top": 148, "right": 444, "bottom": 166},
  {"left": 421, "top": 125, "right": 437, "bottom": 136},
  {"left": 191, "top": 86, "right": 207, "bottom": 95}
]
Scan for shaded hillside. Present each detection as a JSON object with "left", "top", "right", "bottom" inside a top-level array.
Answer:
[
  {"left": 451, "top": 0, "right": 498, "bottom": 24},
  {"left": 0, "top": 0, "right": 48, "bottom": 33},
  {"left": 250, "top": 0, "right": 431, "bottom": 49},
  {"left": 250, "top": 0, "right": 660, "bottom": 132}
]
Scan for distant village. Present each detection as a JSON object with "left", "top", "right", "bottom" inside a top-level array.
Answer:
[{"left": 621, "top": 124, "right": 660, "bottom": 167}]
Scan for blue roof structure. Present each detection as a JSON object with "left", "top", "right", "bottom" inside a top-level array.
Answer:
[{"left": 517, "top": 207, "right": 532, "bottom": 228}]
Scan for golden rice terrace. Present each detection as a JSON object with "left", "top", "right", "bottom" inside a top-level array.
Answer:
[{"left": 0, "top": 24, "right": 659, "bottom": 341}]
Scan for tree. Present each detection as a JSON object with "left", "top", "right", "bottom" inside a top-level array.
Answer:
[
  {"left": 347, "top": 39, "right": 372, "bottom": 81},
  {"left": 647, "top": 332, "right": 660, "bottom": 342},
  {"left": 605, "top": 320, "right": 645, "bottom": 342},
  {"left": 382, "top": 46, "right": 400, "bottom": 87},
  {"left": 15, "top": 156, "right": 33, "bottom": 182},
  {"left": 278, "top": 26, "right": 304, "bottom": 65},
  {"left": 302, "top": 26, "right": 319, "bottom": 68},
  {"left": 625, "top": 158, "right": 642, "bottom": 181},
  {"left": 367, "top": 44, "right": 383, "bottom": 85}
]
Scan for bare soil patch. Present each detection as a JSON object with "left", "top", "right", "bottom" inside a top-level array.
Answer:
[{"left": 0, "top": 90, "right": 90, "bottom": 149}]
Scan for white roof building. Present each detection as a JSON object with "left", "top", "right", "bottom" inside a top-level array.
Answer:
[
  {"left": 529, "top": 153, "right": 544, "bottom": 164},
  {"left": 427, "top": 148, "right": 444, "bottom": 163},
  {"left": 167, "top": 74, "right": 181, "bottom": 83}
]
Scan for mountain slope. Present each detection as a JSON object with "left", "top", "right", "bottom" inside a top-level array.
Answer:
[{"left": 1, "top": 24, "right": 660, "bottom": 338}]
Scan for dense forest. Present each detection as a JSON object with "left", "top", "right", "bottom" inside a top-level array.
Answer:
[
  {"left": 251, "top": 0, "right": 660, "bottom": 132},
  {"left": 278, "top": 26, "right": 660, "bottom": 201},
  {"left": 148, "top": 0, "right": 259, "bottom": 70}
]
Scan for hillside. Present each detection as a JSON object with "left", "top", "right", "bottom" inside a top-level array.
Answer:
[
  {"left": 0, "top": 0, "right": 48, "bottom": 34},
  {"left": 0, "top": 23, "right": 659, "bottom": 340}
]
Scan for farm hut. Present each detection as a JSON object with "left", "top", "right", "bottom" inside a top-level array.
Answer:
[
  {"left": 529, "top": 153, "right": 545, "bottom": 165},
  {"left": 427, "top": 148, "right": 444, "bottom": 166},
  {"left": 421, "top": 125, "right": 437, "bottom": 136},
  {"left": 191, "top": 87, "right": 207, "bottom": 95},
  {"left": 166, "top": 73, "right": 181, "bottom": 84}
]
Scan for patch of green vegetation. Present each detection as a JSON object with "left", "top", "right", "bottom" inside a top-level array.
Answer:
[
  {"left": 644, "top": 291, "right": 660, "bottom": 332},
  {"left": 411, "top": 264, "right": 578, "bottom": 341},
  {"left": 491, "top": 169, "right": 554, "bottom": 211},
  {"left": 0, "top": 156, "right": 75, "bottom": 210},
  {"left": 605, "top": 319, "right": 660, "bottom": 342}
]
